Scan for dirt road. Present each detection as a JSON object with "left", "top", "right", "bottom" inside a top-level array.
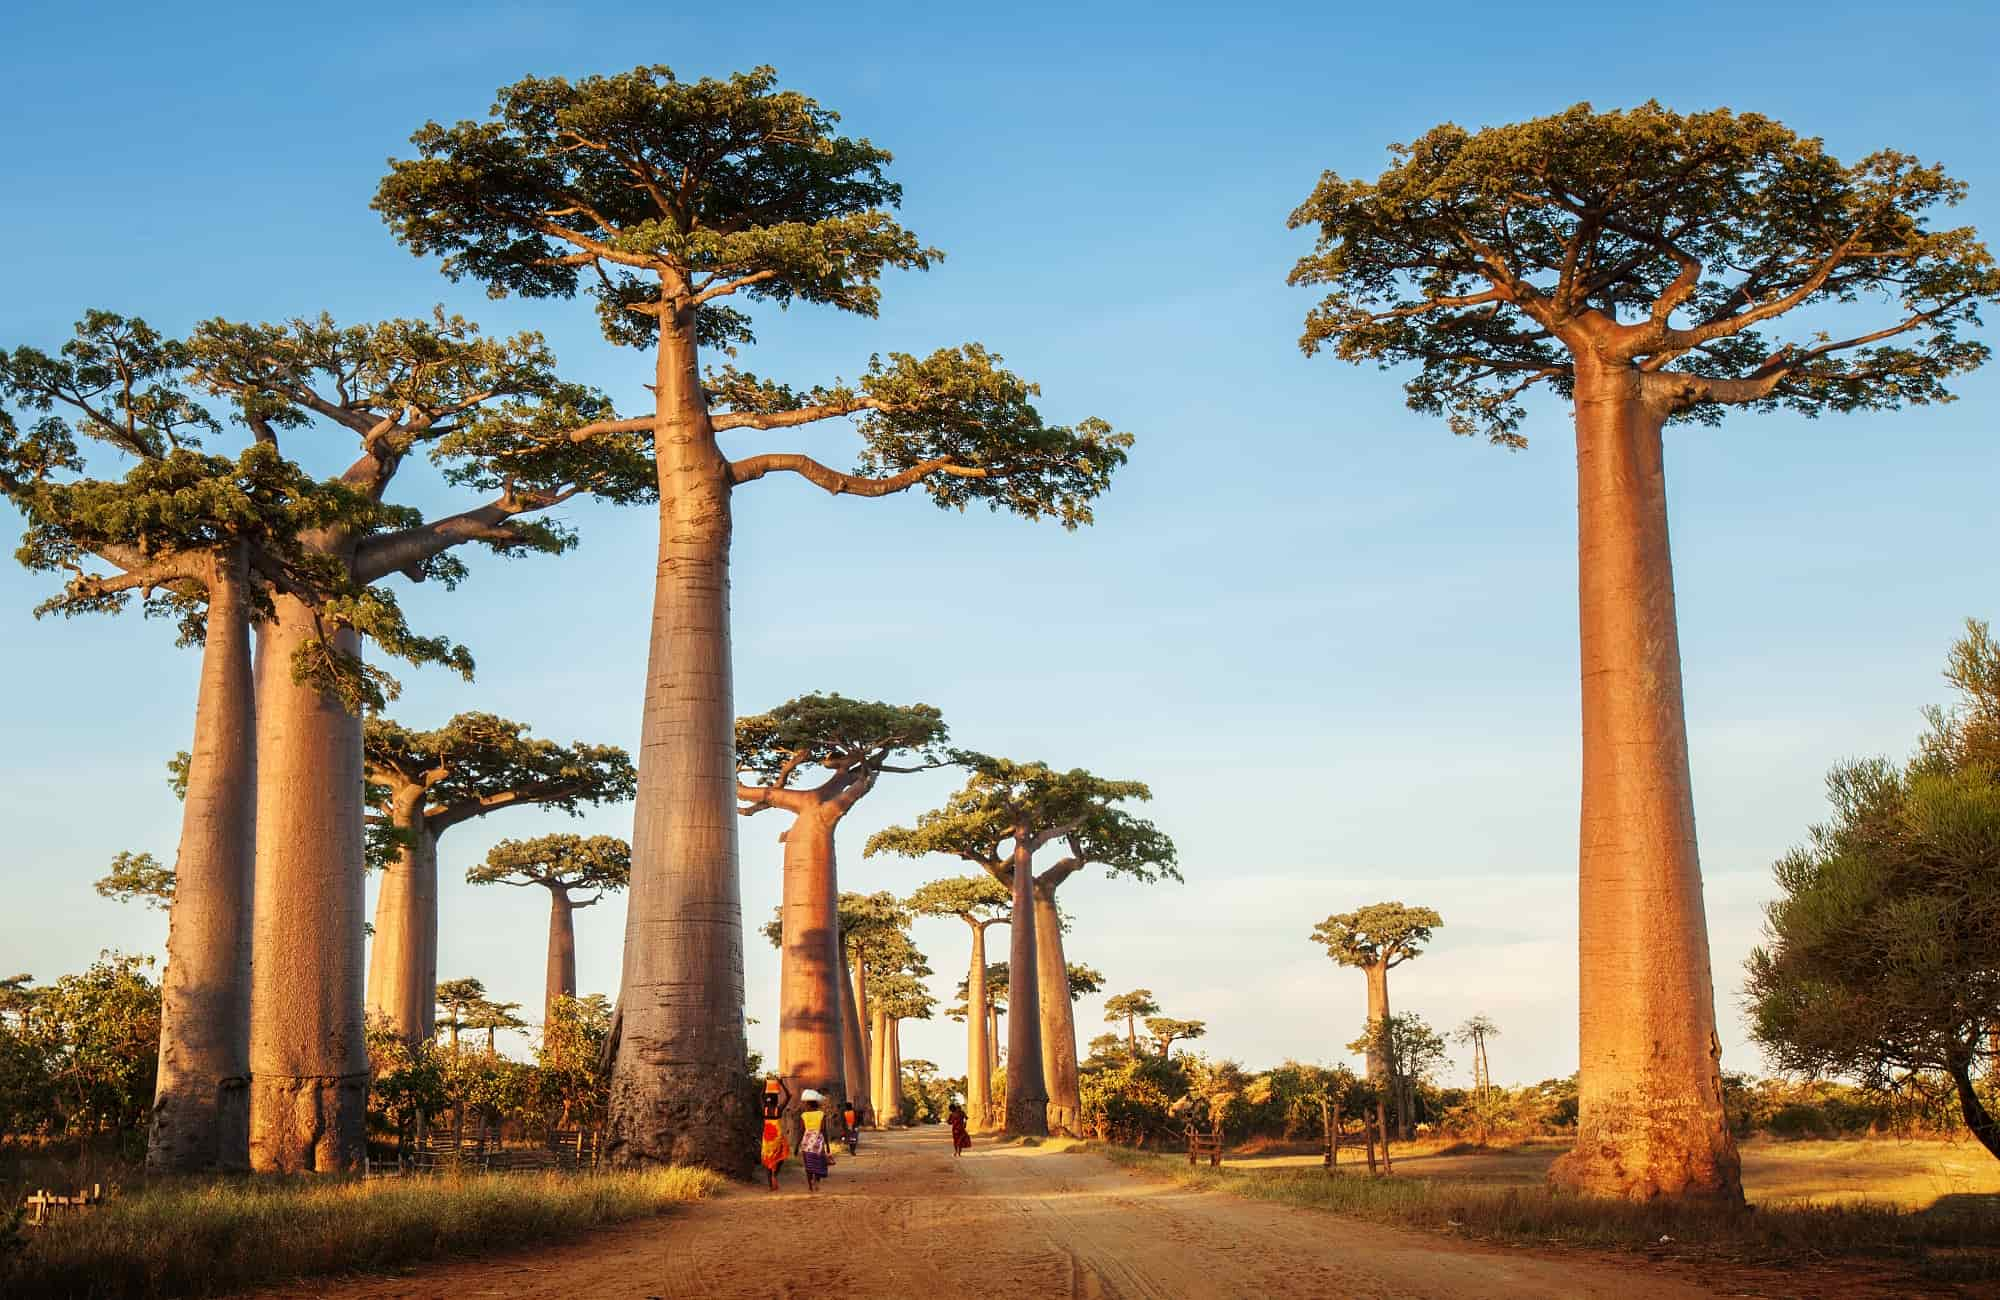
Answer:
[{"left": 256, "top": 1129, "right": 1776, "bottom": 1299}]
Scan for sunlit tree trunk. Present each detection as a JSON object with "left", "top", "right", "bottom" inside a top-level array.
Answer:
[
  {"left": 606, "top": 305, "right": 756, "bottom": 1173},
  {"left": 544, "top": 886, "right": 577, "bottom": 1025},
  {"left": 1549, "top": 360, "right": 1742, "bottom": 1203},
  {"left": 870, "top": 999, "right": 891, "bottom": 1127},
  {"left": 364, "top": 801, "right": 438, "bottom": 1043},
  {"left": 1004, "top": 848, "right": 1048, "bottom": 1135},
  {"left": 965, "top": 921, "right": 993, "bottom": 1131},
  {"left": 888, "top": 1018, "right": 904, "bottom": 1125},
  {"left": 247, "top": 596, "right": 368, "bottom": 1173},
  {"left": 147, "top": 550, "right": 255, "bottom": 1174},
  {"left": 776, "top": 809, "right": 847, "bottom": 1127},
  {"left": 840, "top": 952, "right": 870, "bottom": 1121},
  {"left": 1032, "top": 886, "right": 1080, "bottom": 1134},
  {"left": 988, "top": 1006, "right": 1000, "bottom": 1078},
  {"left": 1363, "top": 962, "right": 1390, "bottom": 1081}
]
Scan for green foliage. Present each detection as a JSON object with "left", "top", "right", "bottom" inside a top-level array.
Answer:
[
  {"left": 906, "top": 873, "right": 1011, "bottom": 925},
  {"left": 1348, "top": 1013, "right": 1449, "bottom": 1086},
  {"left": 0, "top": 954, "right": 159, "bottom": 1140},
  {"left": 1310, "top": 902, "right": 1442, "bottom": 970},
  {"left": 1289, "top": 102, "right": 2000, "bottom": 444},
  {"left": 366, "top": 712, "right": 636, "bottom": 831},
  {"left": 872, "top": 970, "right": 936, "bottom": 1023},
  {"left": 1079, "top": 1050, "right": 1192, "bottom": 1145},
  {"left": 94, "top": 852, "right": 174, "bottom": 910},
  {"left": 736, "top": 694, "right": 949, "bottom": 814},
  {"left": 1103, "top": 989, "right": 1160, "bottom": 1028},
  {"left": 468, "top": 834, "right": 631, "bottom": 898},
  {"left": 1147, "top": 1017, "right": 1207, "bottom": 1057},
  {"left": 535, "top": 994, "right": 614, "bottom": 1128}
]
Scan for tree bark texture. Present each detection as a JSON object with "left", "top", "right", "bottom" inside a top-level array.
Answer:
[
  {"left": 1547, "top": 362, "right": 1742, "bottom": 1203},
  {"left": 364, "top": 811, "right": 438, "bottom": 1044},
  {"left": 965, "top": 921, "right": 993, "bottom": 1131},
  {"left": 1363, "top": 961, "right": 1390, "bottom": 1081},
  {"left": 1950, "top": 1060, "right": 2000, "bottom": 1160},
  {"left": 988, "top": 1006, "right": 1000, "bottom": 1079},
  {"left": 247, "top": 597, "right": 368, "bottom": 1173},
  {"left": 870, "top": 1000, "right": 891, "bottom": 1127},
  {"left": 147, "top": 551, "right": 255, "bottom": 1174},
  {"left": 1004, "top": 848, "right": 1048, "bottom": 1135},
  {"left": 888, "top": 1018, "right": 904, "bottom": 1126},
  {"left": 840, "top": 954, "right": 870, "bottom": 1122},
  {"left": 606, "top": 310, "right": 756, "bottom": 1174},
  {"left": 545, "top": 887, "right": 578, "bottom": 1026},
  {"left": 1032, "top": 885, "right": 1081, "bottom": 1134},
  {"left": 777, "top": 811, "right": 847, "bottom": 1126}
]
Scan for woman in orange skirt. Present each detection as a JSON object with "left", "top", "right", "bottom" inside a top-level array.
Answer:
[{"left": 759, "top": 1077, "right": 792, "bottom": 1189}]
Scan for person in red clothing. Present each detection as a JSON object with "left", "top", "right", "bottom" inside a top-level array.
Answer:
[{"left": 947, "top": 1099, "right": 970, "bottom": 1156}]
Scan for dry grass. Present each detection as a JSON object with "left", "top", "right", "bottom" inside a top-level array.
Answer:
[
  {"left": 1098, "top": 1144, "right": 2000, "bottom": 1284},
  {"left": 1, "top": 1166, "right": 724, "bottom": 1299}
]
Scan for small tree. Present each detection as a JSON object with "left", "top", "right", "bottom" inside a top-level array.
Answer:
[
  {"left": 1147, "top": 1017, "right": 1207, "bottom": 1058},
  {"left": 1454, "top": 1015, "right": 1502, "bottom": 1139},
  {"left": 739, "top": 695, "right": 950, "bottom": 1124},
  {"left": 908, "top": 874, "right": 1011, "bottom": 1131},
  {"left": 536, "top": 993, "right": 614, "bottom": 1131},
  {"left": 468, "top": 836, "right": 631, "bottom": 1026},
  {"left": 1104, "top": 990, "right": 1160, "bottom": 1057},
  {"left": 434, "top": 979, "right": 488, "bottom": 1049},
  {"left": 95, "top": 852, "right": 176, "bottom": 912},
  {"left": 1350, "top": 1013, "right": 1448, "bottom": 1139},
  {"left": 1310, "top": 903, "right": 1441, "bottom": 1086},
  {"left": 1290, "top": 102, "right": 1999, "bottom": 1202},
  {"left": 366, "top": 715, "right": 635, "bottom": 1043},
  {"left": 377, "top": 67, "right": 1134, "bottom": 1173}
]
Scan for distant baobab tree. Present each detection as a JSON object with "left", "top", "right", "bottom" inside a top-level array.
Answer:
[
  {"left": 467, "top": 834, "right": 631, "bottom": 1025},
  {"left": 1290, "top": 102, "right": 1999, "bottom": 1200},
  {"left": 1147, "top": 1017, "right": 1206, "bottom": 1058},
  {"left": 1103, "top": 990, "right": 1160, "bottom": 1057},
  {"left": 1310, "top": 903, "right": 1441, "bottom": 1084},
  {"left": 909, "top": 875, "right": 1011, "bottom": 1131}
]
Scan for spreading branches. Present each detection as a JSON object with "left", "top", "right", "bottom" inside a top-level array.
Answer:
[
  {"left": 363, "top": 712, "right": 637, "bottom": 837},
  {"left": 1288, "top": 102, "right": 2000, "bottom": 442},
  {"left": 735, "top": 693, "right": 949, "bottom": 817},
  {"left": 1310, "top": 902, "right": 1443, "bottom": 971},
  {"left": 467, "top": 834, "right": 632, "bottom": 906}
]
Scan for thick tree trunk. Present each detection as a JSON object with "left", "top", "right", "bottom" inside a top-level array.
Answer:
[
  {"left": 989, "top": 1006, "right": 1000, "bottom": 1078},
  {"left": 545, "top": 886, "right": 578, "bottom": 1025},
  {"left": 965, "top": 922, "right": 993, "bottom": 1131},
  {"left": 870, "top": 1000, "right": 891, "bottom": 1127},
  {"left": 247, "top": 596, "right": 368, "bottom": 1173},
  {"left": 606, "top": 308, "right": 755, "bottom": 1174},
  {"left": 364, "top": 803, "right": 438, "bottom": 1044},
  {"left": 147, "top": 551, "right": 255, "bottom": 1174},
  {"left": 1004, "top": 852, "right": 1048, "bottom": 1136},
  {"left": 888, "top": 1019, "right": 905, "bottom": 1125},
  {"left": 776, "top": 809, "right": 846, "bottom": 1125},
  {"left": 839, "top": 953, "right": 870, "bottom": 1121},
  {"left": 1032, "top": 884, "right": 1080, "bottom": 1134},
  {"left": 1362, "top": 961, "right": 1390, "bottom": 1080},
  {"left": 1547, "top": 363, "right": 1742, "bottom": 1203}
]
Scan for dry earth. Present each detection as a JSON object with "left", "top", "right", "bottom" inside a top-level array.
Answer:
[{"left": 248, "top": 1127, "right": 1966, "bottom": 1300}]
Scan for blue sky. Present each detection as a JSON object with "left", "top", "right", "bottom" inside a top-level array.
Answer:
[{"left": 2, "top": 0, "right": 1996, "bottom": 1089}]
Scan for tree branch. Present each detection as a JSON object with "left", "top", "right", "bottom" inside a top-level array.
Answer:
[{"left": 730, "top": 452, "right": 989, "bottom": 497}]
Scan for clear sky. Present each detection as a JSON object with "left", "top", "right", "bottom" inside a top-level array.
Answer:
[{"left": 2, "top": 0, "right": 1996, "bottom": 1091}]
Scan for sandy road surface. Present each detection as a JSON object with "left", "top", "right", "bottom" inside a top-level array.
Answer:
[{"left": 257, "top": 1129, "right": 1774, "bottom": 1300}]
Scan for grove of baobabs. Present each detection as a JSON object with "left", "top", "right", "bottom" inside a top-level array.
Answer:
[{"left": 1, "top": 4, "right": 1996, "bottom": 1298}]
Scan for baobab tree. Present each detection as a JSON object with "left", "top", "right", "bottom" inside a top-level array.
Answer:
[
  {"left": 365, "top": 714, "right": 635, "bottom": 1044},
  {"left": 908, "top": 875, "right": 1011, "bottom": 1131},
  {"left": 870, "top": 758, "right": 1174, "bottom": 1134},
  {"left": 1289, "top": 103, "right": 1999, "bottom": 1200},
  {"left": 1310, "top": 904, "right": 1441, "bottom": 1088},
  {"left": 871, "top": 968, "right": 936, "bottom": 1127},
  {"left": 466, "top": 834, "right": 631, "bottom": 1024},
  {"left": 950, "top": 962, "right": 1010, "bottom": 1083},
  {"left": 0, "top": 314, "right": 390, "bottom": 1175},
  {"left": 434, "top": 978, "right": 488, "bottom": 1049},
  {"left": 377, "top": 67, "right": 1134, "bottom": 1171},
  {"left": 738, "top": 695, "right": 949, "bottom": 1130},
  {"left": 763, "top": 890, "right": 911, "bottom": 1124},
  {"left": 188, "top": 312, "right": 647, "bottom": 1174},
  {"left": 1147, "top": 1017, "right": 1206, "bottom": 1058},
  {"left": 1103, "top": 990, "right": 1160, "bottom": 1056}
]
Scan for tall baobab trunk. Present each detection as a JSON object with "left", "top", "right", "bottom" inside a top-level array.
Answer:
[
  {"left": 1363, "top": 961, "right": 1390, "bottom": 1081},
  {"left": 247, "top": 597, "right": 368, "bottom": 1173},
  {"left": 840, "top": 953, "right": 870, "bottom": 1121},
  {"left": 776, "top": 811, "right": 846, "bottom": 1123},
  {"left": 606, "top": 307, "right": 755, "bottom": 1173},
  {"left": 1003, "top": 852, "right": 1048, "bottom": 1135},
  {"left": 989, "top": 1006, "right": 1000, "bottom": 1078},
  {"left": 147, "top": 550, "right": 255, "bottom": 1174},
  {"left": 1032, "top": 887, "right": 1080, "bottom": 1134},
  {"left": 364, "top": 809, "right": 438, "bottom": 1043},
  {"left": 544, "top": 886, "right": 578, "bottom": 1025},
  {"left": 1549, "top": 361, "right": 1742, "bottom": 1202},
  {"left": 870, "top": 1001, "right": 891, "bottom": 1126},
  {"left": 888, "top": 1019, "right": 904, "bottom": 1125},
  {"left": 965, "top": 922, "right": 993, "bottom": 1131}
]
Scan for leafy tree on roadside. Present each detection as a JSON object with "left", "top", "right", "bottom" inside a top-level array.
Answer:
[
  {"left": 1290, "top": 101, "right": 2000, "bottom": 1201},
  {"left": 468, "top": 836, "right": 631, "bottom": 1025},
  {"left": 377, "top": 67, "right": 1134, "bottom": 1172},
  {"left": 1310, "top": 903, "right": 1441, "bottom": 1083},
  {"left": 1104, "top": 990, "right": 1160, "bottom": 1057},
  {"left": 1148, "top": 1017, "right": 1207, "bottom": 1058},
  {"left": 908, "top": 874, "right": 1011, "bottom": 1130}
]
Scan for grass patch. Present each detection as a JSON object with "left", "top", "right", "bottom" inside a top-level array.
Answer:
[
  {"left": 2, "top": 1167, "right": 724, "bottom": 1299},
  {"left": 1098, "top": 1146, "right": 2000, "bottom": 1283}
]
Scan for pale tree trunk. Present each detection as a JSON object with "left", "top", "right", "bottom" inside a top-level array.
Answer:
[
  {"left": 1362, "top": 962, "right": 1390, "bottom": 1081},
  {"left": 839, "top": 953, "right": 870, "bottom": 1121},
  {"left": 776, "top": 809, "right": 847, "bottom": 1128},
  {"left": 364, "top": 801, "right": 438, "bottom": 1044},
  {"left": 247, "top": 596, "right": 368, "bottom": 1172},
  {"left": 1032, "top": 885, "right": 1080, "bottom": 1134},
  {"left": 870, "top": 999, "right": 891, "bottom": 1127},
  {"left": 606, "top": 306, "right": 756, "bottom": 1173},
  {"left": 965, "top": 921, "right": 993, "bottom": 1131},
  {"left": 1003, "top": 850, "right": 1048, "bottom": 1135},
  {"left": 988, "top": 1006, "right": 1000, "bottom": 1078},
  {"left": 1548, "top": 361, "right": 1742, "bottom": 1203},
  {"left": 545, "top": 886, "right": 578, "bottom": 1026},
  {"left": 147, "top": 550, "right": 255, "bottom": 1174},
  {"left": 888, "top": 1019, "right": 904, "bottom": 1125}
]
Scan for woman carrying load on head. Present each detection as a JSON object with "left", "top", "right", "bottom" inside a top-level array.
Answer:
[
  {"left": 799, "top": 1089, "right": 832, "bottom": 1191},
  {"left": 760, "top": 1077, "right": 792, "bottom": 1190},
  {"left": 948, "top": 1098, "right": 970, "bottom": 1156}
]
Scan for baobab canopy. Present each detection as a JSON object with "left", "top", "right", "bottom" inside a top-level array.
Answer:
[{"left": 1288, "top": 102, "right": 2000, "bottom": 446}]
